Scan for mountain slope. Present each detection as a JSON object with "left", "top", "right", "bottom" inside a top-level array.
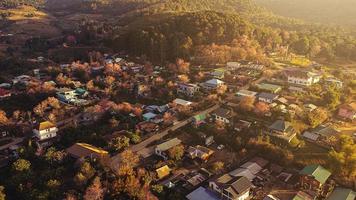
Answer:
[{"left": 255, "top": 0, "right": 356, "bottom": 27}]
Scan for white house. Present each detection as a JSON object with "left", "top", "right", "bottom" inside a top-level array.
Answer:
[
  {"left": 286, "top": 70, "right": 321, "bottom": 86},
  {"left": 202, "top": 79, "right": 225, "bottom": 90},
  {"left": 209, "top": 174, "right": 251, "bottom": 200},
  {"left": 177, "top": 83, "right": 200, "bottom": 97},
  {"left": 33, "top": 121, "right": 58, "bottom": 141}
]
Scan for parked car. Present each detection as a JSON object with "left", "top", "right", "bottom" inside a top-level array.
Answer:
[{"left": 217, "top": 144, "right": 225, "bottom": 150}]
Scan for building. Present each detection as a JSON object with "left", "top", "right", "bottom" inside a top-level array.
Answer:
[
  {"left": 177, "top": 83, "right": 200, "bottom": 97},
  {"left": 56, "top": 88, "right": 88, "bottom": 106},
  {"left": 292, "top": 191, "right": 313, "bottom": 200},
  {"left": 155, "top": 138, "right": 182, "bottom": 160},
  {"left": 186, "top": 145, "right": 214, "bottom": 162},
  {"left": 256, "top": 83, "right": 282, "bottom": 94},
  {"left": 0, "top": 88, "right": 11, "bottom": 99},
  {"left": 66, "top": 143, "right": 109, "bottom": 160},
  {"left": 192, "top": 114, "right": 207, "bottom": 127},
  {"left": 324, "top": 77, "right": 343, "bottom": 88},
  {"left": 156, "top": 165, "right": 171, "bottom": 179},
  {"left": 235, "top": 90, "right": 257, "bottom": 99},
  {"left": 258, "top": 92, "right": 279, "bottom": 104},
  {"left": 338, "top": 102, "right": 356, "bottom": 121},
  {"left": 142, "top": 112, "right": 157, "bottom": 121},
  {"left": 212, "top": 108, "right": 233, "bottom": 124},
  {"left": 186, "top": 186, "right": 220, "bottom": 200},
  {"left": 209, "top": 174, "right": 252, "bottom": 200},
  {"left": 33, "top": 121, "right": 58, "bottom": 141},
  {"left": 203, "top": 79, "right": 225, "bottom": 91},
  {"left": 327, "top": 187, "right": 355, "bottom": 200},
  {"left": 286, "top": 70, "right": 321, "bottom": 86},
  {"left": 268, "top": 120, "right": 296, "bottom": 142},
  {"left": 173, "top": 98, "right": 193, "bottom": 107},
  {"left": 211, "top": 68, "right": 226, "bottom": 79},
  {"left": 299, "top": 164, "right": 331, "bottom": 192}
]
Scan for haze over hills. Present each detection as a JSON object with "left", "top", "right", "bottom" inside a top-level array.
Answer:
[{"left": 255, "top": 0, "right": 356, "bottom": 27}]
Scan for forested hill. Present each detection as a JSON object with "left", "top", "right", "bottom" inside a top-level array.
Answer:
[{"left": 255, "top": 0, "right": 356, "bottom": 27}]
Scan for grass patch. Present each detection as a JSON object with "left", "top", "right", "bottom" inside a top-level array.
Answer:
[
  {"left": 290, "top": 56, "right": 312, "bottom": 67},
  {"left": 0, "top": 5, "right": 48, "bottom": 21}
]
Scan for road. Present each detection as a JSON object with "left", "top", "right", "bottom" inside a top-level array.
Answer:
[
  {"left": 110, "top": 104, "right": 220, "bottom": 170},
  {"left": 0, "top": 137, "right": 24, "bottom": 151}
]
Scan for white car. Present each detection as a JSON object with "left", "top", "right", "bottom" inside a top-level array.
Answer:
[{"left": 217, "top": 144, "right": 225, "bottom": 150}]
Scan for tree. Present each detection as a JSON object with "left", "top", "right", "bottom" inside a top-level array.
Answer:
[
  {"left": 216, "top": 84, "right": 228, "bottom": 95},
  {"left": 254, "top": 102, "right": 270, "bottom": 116},
  {"left": 238, "top": 96, "right": 255, "bottom": 112},
  {"left": 306, "top": 108, "right": 328, "bottom": 128},
  {"left": 323, "top": 87, "right": 340, "bottom": 110},
  {"left": 0, "top": 186, "right": 5, "bottom": 200},
  {"left": 328, "top": 135, "right": 356, "bottom": 178},
  {"left": 0, "top": 110, "right": 9, "bottom": 125},
  {"left": 84, "top": 177, "right": 104, "bottom": 200},
  {"left": 168, "top": 144, "right": 184, "bottom": 161},
  {"left": 211, "top": 161, "right": 224, "bottom": 174},
  {"left": 117, "top": 150, "right": 139, "bottom": 176},
  {"left": 12, "top": 159, "right": 31, "bottom": 172},
  {"left": 110, "top": 136, "right": 130, "bottom": 151}
]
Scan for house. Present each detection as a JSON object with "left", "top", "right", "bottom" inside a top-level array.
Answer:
[
  {"left": 304, "top": 104, "right": 318, "bottom": 112},
  {"left": 327, "top": 187, "right": 355, "bottom": 200},
  {"left": 234, "top": 120, "right": 252, "bottom": 132},
  {"left": 338, "top": 102, "right": 356, "bottom": 121},
  {"left": 324, "top": 77, "right": 343, "bottom": 88},
  {"left": 192, "top": 114, "right": 207, "bottom": 127},
  {"left": 256, "top": 83, "right": 282, "bottom": 94},
  {"left": 155, "top": 138, "right": 182, "bottom": 160},
  {"left": 142, "top": 112, "right": 157, "bottom": 121},
  {"left": 186, "top": 145, "right": 214, "bottom": 162},
  {"left": 286, "top": 70, "right": 322, "bottom": 86},
  {"left": 258, "top": 92, "right": 279, "bottom": 104},
  {"left": 268, "top": 120, "right": 296, "bottom": 142},
  {"left": 66, "top": 143, "right": 109, "bottom": 160},
  {"left": 0, "top": 88, "right": 11, "bottom": 99},
  {"left": 211, "top": 68, "right": 226, "bottom": 79},
  {"left": 235, "top": 90, "right": 257, "bottom": 100},
  {"left": 156, "top": 165, "right": 171, "bottom": 179},
  {"left": 311, "top": 125, "right": 339, "bottom": 142},
  {"left": 173, "top": 98, "right": 193, "bottom": 107},
  {"left": 229, "top": 168, "right": 255, "bottom": 181},
  {"left": 299, "top": 164, "right": 331, "bottom": 192},
  {"left": 212, "top": 108, "right": 233, "bottom": 124},
  {"left": 240, "top": 161, "right": 263, "bottom": 175},
  {"left": 292, "top": 191, "right": 313, "bottom": 200},
  {"left": 203, "top": 79, "right": 225, "bottom": 90},
  {"left": 209, "top": 174, "right": 252, "bottom": 200},
  {"left": 56, "top": 88, "right": 88, "bottom": 105},
  {"left": 33, "top": 121, "right": 58, "bottom": 141},
  {"left": 177, "top": 83, "right": 200, "bottom": 97},
  {"left": 226, "top": 62, "right": 241, "bottom": 70},
  {"left": 186, "top": 186, "right": 220, "bottom": 200}
]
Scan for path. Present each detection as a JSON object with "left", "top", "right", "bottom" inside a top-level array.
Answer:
[{"left": 110, "top": 104, "right": 220, "bottom": 170}]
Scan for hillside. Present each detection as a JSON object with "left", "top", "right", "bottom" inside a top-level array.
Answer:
[{"left": 255, "top": 0, "right": 356, "bottom": 27}]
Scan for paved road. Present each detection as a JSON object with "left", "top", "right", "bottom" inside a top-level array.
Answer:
[
  {"left": 110, "top": 104, "right": 220, "bottom": 169},
  {"left": 0, "top": 137, "right": 24, "bottom": 151}
]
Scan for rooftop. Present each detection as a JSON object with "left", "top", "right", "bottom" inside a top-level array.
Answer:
[
  {"left": 173, "top": 98, "right": 192, "bottom": 106},
  {"left": 299, "top": 164, "right": 331, "bottom": 184},
  {"left": 269, "top": 120, "right": 293, "bottom": 132},
  {"left": 38, "top": 121, "right": 56, "bottom": 131},
  {"left": 186, "top": 186, "right": 219, "bottom": 200},
  {"left": 66, "top": 143, "right": 109, "bottom": 159},
  {"left": 156, "top": 138, "right": 182, "bottom": 152},
  {"left": 156, "top": 165, "right": 171, "bottom": 179},
  {"left": 327, "top": 187, "right": 356, "bottom": 200},
  {"left": 213, "top": 108, "right": 232, "bottom": 119},
  {"left": 205, "top": 79, "right": 224, "bottom": 86}
]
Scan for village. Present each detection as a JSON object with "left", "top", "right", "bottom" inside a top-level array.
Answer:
[{"left": 0, "top": 51, "right": 355, "bottom": 200}]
